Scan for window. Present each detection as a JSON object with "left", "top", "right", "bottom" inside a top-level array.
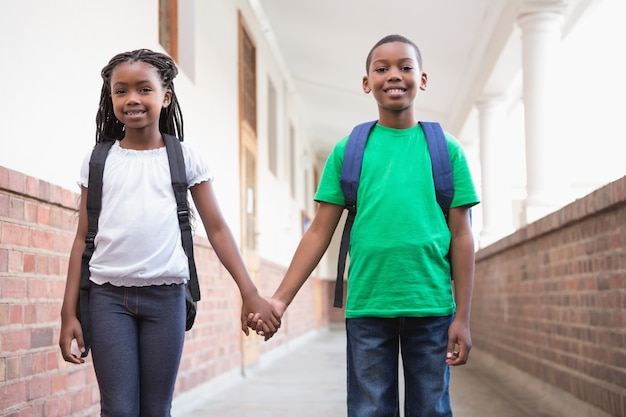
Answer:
[
  {"left": 304, "top": 168, "right": 311, "bottom": 209},
  {"left": 267, "top": 78, "right": 278, "bottom": 176},
  {"left": 289, "top": 123, "right": 295, "bottom": 198},
  {"left": 159, "top": 0, "right": 178, "bottom": 61},
  {"left": 240, "top": 27, "right": 257, "bottom": 132}
]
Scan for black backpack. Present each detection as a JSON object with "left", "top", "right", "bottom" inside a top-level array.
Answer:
[
  {"left": 334, "top": 120, "right": 454, "bottom": 308},
  {"left": 77, "top": 134, "right": 201, "bottom": 357}
]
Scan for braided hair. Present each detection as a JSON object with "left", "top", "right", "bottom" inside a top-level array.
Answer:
[{"left": 95, "top": 49, "right": 184, "bottom": 143}]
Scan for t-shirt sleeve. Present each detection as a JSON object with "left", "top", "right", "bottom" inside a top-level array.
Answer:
[
  {"left": 181, "top": 142, "right": 214, "bottom": 187},
  {"left": 445, "top": 133, "right": 480, "bottom": 208},
  {"left": 78, "top": 149, "right": 92, "bottom": 189},
  {"left": 314, "top": 137, "right": 348, "bottom": 205}
]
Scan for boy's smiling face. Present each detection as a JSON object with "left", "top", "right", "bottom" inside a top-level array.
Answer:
[{"left": 363, "top": 41, "right": 428, "bottom": 124}]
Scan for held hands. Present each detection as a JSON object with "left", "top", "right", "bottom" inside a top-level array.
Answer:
[
  {"left": 246, "top": 297, "right": 287, "bottom": 341},
  {"left": 240, "top": 293, "right": 282, "bottom": 339}
]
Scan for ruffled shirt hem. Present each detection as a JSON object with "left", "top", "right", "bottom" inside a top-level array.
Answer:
[{"left": 90, "top": 276, "right": 187, "bottom": 287}]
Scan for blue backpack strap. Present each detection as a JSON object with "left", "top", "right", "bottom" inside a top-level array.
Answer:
[
  {"left": 339, "top": 121, "right": 377, "bottom": 206},
  {"left": 420, "top": 122, "right": 456, "bottom": 280},
  {"left": 334, "top": 120, "right": 377, "bottom": 308},
  {"left": 419, "top": 121, "right": 454, "bottom": 216}
]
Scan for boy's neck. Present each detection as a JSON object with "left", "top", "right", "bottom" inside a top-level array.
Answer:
[{"left": 377, "top": 111, "right": 418, "bottom": 130}]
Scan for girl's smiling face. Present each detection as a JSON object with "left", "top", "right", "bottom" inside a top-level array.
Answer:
[
  {"left": 363, "top": 41, "right": 428, "bottom": 118},
  {"left": 109, "top": 60, "right": 171, "bottom": 135}
]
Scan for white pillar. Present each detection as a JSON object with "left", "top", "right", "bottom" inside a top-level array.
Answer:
[
  {"left": 477, "top": 96, "right": 514, "bottom": 246},
  {"left": 518, "top": 1, "right": 566, "bottom": 223}
]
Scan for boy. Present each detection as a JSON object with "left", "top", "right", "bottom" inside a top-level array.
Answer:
[{"left": 254, "top": 34, "right": 479, "bottom": 417}]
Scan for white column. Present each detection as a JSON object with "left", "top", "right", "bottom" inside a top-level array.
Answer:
[
  {"left": 518, "top": 1, "right": 566, "bottom": 223},
  {"left": 477, "top": 96, "right": 514, "bottom": 246}
]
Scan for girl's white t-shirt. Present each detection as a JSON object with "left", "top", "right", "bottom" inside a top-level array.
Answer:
[{"left": 79, "top": 140, "right": 213, "bottom": 287}]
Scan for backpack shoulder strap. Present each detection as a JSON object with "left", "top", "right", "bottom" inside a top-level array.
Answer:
[
  {"left": 163, "top": 134, "right": 201, "bottom": 302},
  {"left": 340, "top": 120, "right": 453, "bottom": 215},
  {"left": 79, "top": 140, "right": 115, "bottom": 357},
  {"left": 334, "top": 120, "right": 377, "bottom": 308},
  {"left": 85, "top": 140, "right": 115, "bottom": 247},
  {"left": 339, "top": 120, "right": 378, "bottom": 206},
  {"left": 418, "top": 121, "right": 454, "bottom": 216}
]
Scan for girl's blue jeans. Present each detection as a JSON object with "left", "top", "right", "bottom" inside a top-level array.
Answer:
[
  {"left": 346, "top": 316, "right": 453, "bottom": 417},
  {"left": 89, "top": 282, "right": 186, "bottom": 417}
]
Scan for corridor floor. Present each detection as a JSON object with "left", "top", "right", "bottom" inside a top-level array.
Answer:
[{"left": 172, "top": 327, "right": 601, "bottom": 417}]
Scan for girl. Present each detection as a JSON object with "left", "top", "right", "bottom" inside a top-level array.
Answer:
[{"left": 59, "top": 49, "right": 280, "bottom": 417}]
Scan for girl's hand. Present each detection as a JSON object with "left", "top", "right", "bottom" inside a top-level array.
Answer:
[
  {"left": 59, "top": 316, "right": 86, "bottom": 364},
  {"left": 240, "top": 294, "right": 281, "bottom": 339},
  {"left": 246, "top": 297, "right": 287, "bottom": 341}
]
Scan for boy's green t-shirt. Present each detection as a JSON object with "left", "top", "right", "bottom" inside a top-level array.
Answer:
[{"left": 315, "top": 124, "right": 479, "bottom": 318}]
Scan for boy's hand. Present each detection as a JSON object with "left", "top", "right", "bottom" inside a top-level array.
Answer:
[
  {"left": 59, "top": 316, "right": 86, "bottom": 364},
  {"left": 446, "top": 317, "right": 472, "bottom": 366},
  {"left": 240, "top": 293, "right": 281, "bottom": 338},
  {"left": 247, "top": 297, "right": 287, "bottom": 341}
]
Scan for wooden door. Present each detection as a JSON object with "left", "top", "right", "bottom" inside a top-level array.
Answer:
[{"left": 238, "top": 14, "right": 260, "bottom": 370}]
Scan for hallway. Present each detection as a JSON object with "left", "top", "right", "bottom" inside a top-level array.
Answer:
[{"left": 172, "top": 327, "right": 598, "bottom": 417}]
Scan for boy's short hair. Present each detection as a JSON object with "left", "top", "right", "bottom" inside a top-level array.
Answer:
[{"left": 365, "top": 34, "right": 423, "bottom": 73}]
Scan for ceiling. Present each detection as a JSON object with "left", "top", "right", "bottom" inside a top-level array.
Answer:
[{"left": 250, "top": 0, "right": 588, "bottom": 158}]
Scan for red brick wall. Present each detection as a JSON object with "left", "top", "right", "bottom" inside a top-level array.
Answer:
[
  {"left": 0, "top": 166, "right": 102, "bottom": 417},
  {"left": 255, "top": 259, "right": 328, "bottom": 354},
  {"left": 472, "top": 175, "right": 626, "bottom": 417},
  {"left": 0, "top": 166, "right": 327, "bottom": 417}
]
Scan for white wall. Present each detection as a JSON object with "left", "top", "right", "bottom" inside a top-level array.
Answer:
[
  {"left": 0, "top": 0, "right": 159, "bottom": 193},
  {"left": 555, "top": 0, "right": 626, "bottom": 195},
  {"left": 0, "top": 0, "right": 316, "bottom": 269}
]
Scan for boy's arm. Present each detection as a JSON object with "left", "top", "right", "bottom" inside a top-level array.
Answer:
[
  {"left": 190, "top": 181, "right": 281, "bottom": 335},
  {"left": 273, "top": 202, "right": 344, "bottom": 307},
  {"left": 446, "top": 205, "right": 475, "bottom": 366}
]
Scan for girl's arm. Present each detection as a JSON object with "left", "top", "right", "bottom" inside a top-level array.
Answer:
[
  {"left": 190, "top": 180, "right": 281, "bottom": 335},
  {"left": 59, "top": 186, "right": 89, "bottom": 364},
  {"left": 446, "top": 205, "right": 475, "bottom": 366}
]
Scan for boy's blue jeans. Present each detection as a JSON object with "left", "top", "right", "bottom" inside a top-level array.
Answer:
[
  {"left": 346, "top": 316, "right": 453, "bottom": 417},
  {"left": 89, "top": 283, "right": 186, "bottom": 417}
]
